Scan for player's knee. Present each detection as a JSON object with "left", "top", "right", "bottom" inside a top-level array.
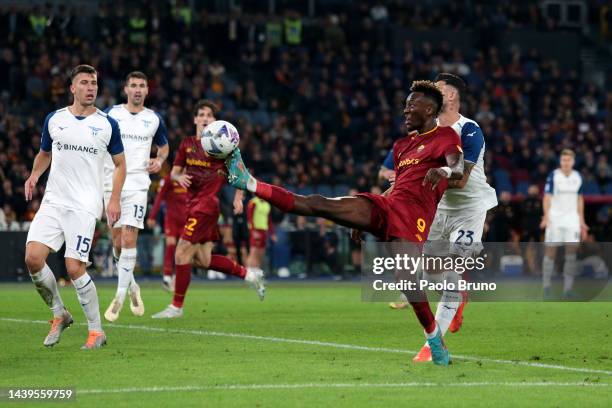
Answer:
[
  {"left": 121, "top": 227, "right": 138, "bottom": 248},
  {"left": 25, "top": 251, "right": 45, "bottom": 273},
  {"left": 65, "top": 263, "right": 84, "bottom": 279},
  {"left": 175, "top": 245, "right": 190, "bottom": 264}
]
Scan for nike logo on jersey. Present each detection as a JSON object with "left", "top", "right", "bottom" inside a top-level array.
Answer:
[
  {"left": 58, "top": 126, "right": 68, "bottom": 131},
  {"left": 122, "top": 267, "right": 130, "bottom": 272}
]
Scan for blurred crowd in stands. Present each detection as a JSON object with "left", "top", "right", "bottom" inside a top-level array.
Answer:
[{"left": 0, "top": 1, "right": 610, "bottom": 245}]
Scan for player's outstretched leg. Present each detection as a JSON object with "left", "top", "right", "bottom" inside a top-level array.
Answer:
[{"left": 226, "top": 149, "right": 373, "bottom": 231}]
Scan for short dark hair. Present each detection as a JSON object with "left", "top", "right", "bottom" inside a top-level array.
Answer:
[
  {"left": 435, "top": 72, "right": 466, "bottom": 102},
  {"left": 193, "top": 99, "right": 219, "bottom": 118},
  {"left": 70, "top": 64, "right": 97, "bottom": 83},
  {"left": 126, "top": 71, "right": 148, "bottom": 83},
  {"left": 410, "top": 80, "right": 444, "bottom": 116}
]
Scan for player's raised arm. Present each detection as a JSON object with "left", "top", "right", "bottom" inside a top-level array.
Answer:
[{"left": 422, "top": 150, "right": 464, "bottom": 190}]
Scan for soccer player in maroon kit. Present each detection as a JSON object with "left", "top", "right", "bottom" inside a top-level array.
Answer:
[
  {"left": 152, "top": 100, "right": 265, "bottom": 319},
  {"left": 147, "top": 174, "right": 189, "bottom": 291},
  {"left": 226, "top": 81, "right": 463, "bottom": 365}
]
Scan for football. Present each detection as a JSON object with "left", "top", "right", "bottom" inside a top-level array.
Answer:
[{"left": 200, "top": 120, "right": 240, "bottom": 159}]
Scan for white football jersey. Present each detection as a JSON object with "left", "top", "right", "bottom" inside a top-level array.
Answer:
[
  {"left": 40, "top": 107, "right": 123, "bottom": 219},
  {"left": 103, "top": 105, "right": 168, "bottom": 191},
  {"left": 545, "top": 169, "right": 582, "bottom": 228},
  {"left": 437, "top": 115, "right": 498, "bottom": 213}
]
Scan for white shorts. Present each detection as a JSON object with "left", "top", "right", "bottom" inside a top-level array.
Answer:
[
  {"left": 424, "top": 210, "right": 487, "bottom": 257},
  {"left": 26, "top": 204, "right": 96, "bottom": 263},
  {"left": 103, "top": 190, "right": 148, "bottom": 229},
  {"left": 545, "top": 224, "right": 580, "bottom": 245}
]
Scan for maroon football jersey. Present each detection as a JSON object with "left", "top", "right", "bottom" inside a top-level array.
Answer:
[{"left": 173, "top": 135, "right": 227, "bottom": 214}]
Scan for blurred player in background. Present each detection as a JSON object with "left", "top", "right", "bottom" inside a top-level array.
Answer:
[
  {"left": 227, "top": 81, "right": 464, "bottom": 365},
  {"left": 147, "top": 173, "right": 189, "bottom": 291},
  {"left": 541, "top": 149, "right": 588, "bottom": 299},
  {"left": 152, "top": 100, "right": 265, "bottom": 319},
  {"left": 24, "top": 64, "right": 126, "bottom": 349},
  {"left": 386, "top": 74, "right": 497, "bottom": 362},
  {"left": 246, "top": 192, "right": 276, "bottom": 275},
  {"left": 103, "top": 71, "right": 169, "bottom": 322}
]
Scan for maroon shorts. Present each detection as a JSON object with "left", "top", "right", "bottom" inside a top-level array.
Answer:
[
  {"left": 180, "top": 210, "right": 220, "bottom": 244},
  {"left": 165, "top": 215, "right": 187, "bottom": 238},
  {"left": 249, "top": 229, "right": 268, "bottom": 249},
  {"left": 356, "top": 193, "right": 429, "bottom": 243}
]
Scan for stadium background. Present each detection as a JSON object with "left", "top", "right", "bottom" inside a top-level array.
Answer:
[{"left": 0, "top": 0, "right": 610, "bottom": 280}]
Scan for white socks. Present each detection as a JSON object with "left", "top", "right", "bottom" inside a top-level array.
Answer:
[
  {"left": 435, "top": 290, "right": 462, "bottom": 336},
  {"left": 563, "top": 254, "right": 577, "bottom": 293},
  {"left": 246, "top": 176, "right": 257, "bottom": 193},
  {"left": 72, "top": 272, "right": 103, "bottom": 332},
  {"left": 542, "top": 255, "right": 554, "bottom": 288},
  {"left": 116, "top": 247, "right": 137, "bottom": 303},
  {"left": 30, "top": 264, "right": 64, "bottom": 318},
  {"left": 422, "top": 270, "right": 461, "bottom": 346}
]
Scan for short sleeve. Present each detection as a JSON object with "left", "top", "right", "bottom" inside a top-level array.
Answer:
[
  {"left": 173, "top": 140, "right": 187, "bottom": 167},
  {"left": 443, "top": 129, "right": 463, "bottom": 157},
  {"left": 106, "top": 116, "right": 124, "bottom": 155},
  {"left": 544, "top": 172, "right": 554, "bottom": 194},
  {"left": 460, "top": 122, "right": 485, "bottom": 163},
  {"left": 153, "top": 112, "right": 169, "bottom": 146},
  {"left": 381, "top": 149, "right": 394, "bottom": 170},
  {"left": 40, "top": 112, "right": 55, "bottom": 152}
]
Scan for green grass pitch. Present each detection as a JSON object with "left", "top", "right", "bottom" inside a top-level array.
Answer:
[{"left": 1, "top": 281, "right": 610, "bottom": 407}]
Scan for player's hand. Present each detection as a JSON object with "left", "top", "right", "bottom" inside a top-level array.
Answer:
[
  {"left": 106, "top": 198, "right": 121, "bottom": 226},
  {"left": 24, "top": 175, "right": 38, "bottom": 201},
  {"left": 388, "top": 171, "right": 396, "bottom": 186},
  {"left": 175, "top": 174, "right": 192, "bottom": 189},
  {"left": 422, "top": 168, "right": 447, "bottom": 190},
  {"left": 147, "top": 158, "right": 162, "bottom": 174},
  {"left": 350, "top": 229, "right": 363, "bottom": 243},
  {"left": 146, "top": 218, "right": 156, "bottom": 229},
  {"left": 271, "top": 234, "right": 277, "bottom": 243},
  {"left": 233, "top": 199, "right": 244, "bottom": 215},
  {"left": 580, "top": 222, "right": 589, "bottom": 240},
  {"left": 539, "top": 217, "right": 548, "bottom": 229}
]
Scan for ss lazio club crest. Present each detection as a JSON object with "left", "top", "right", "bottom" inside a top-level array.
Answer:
[
  {"left": 142, "top": 119, "right": 152, "bottom": 128},
  {"left": 88, "top": 126, "right": 103, "bottom": 137}
]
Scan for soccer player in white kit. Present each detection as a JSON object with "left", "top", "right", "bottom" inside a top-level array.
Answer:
[
  {"left": 384, "top": 74, "right": 498, "bottom": 362},
  {"left": 24, "top": 64, "right": 126, "bottom": 350},
  {"left": 540, "top": 149, "right": 587, "bottom": 299},
  {"left": 103, "top": 71, "right": 169, "bottom": 322}
]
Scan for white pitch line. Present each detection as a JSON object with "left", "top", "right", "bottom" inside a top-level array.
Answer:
[
  {"left": 2, "top": 317, "right": 612, "bottom": 376},
  {"left": 77, "top": 382, "right": 611, "bottom": 395}
]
